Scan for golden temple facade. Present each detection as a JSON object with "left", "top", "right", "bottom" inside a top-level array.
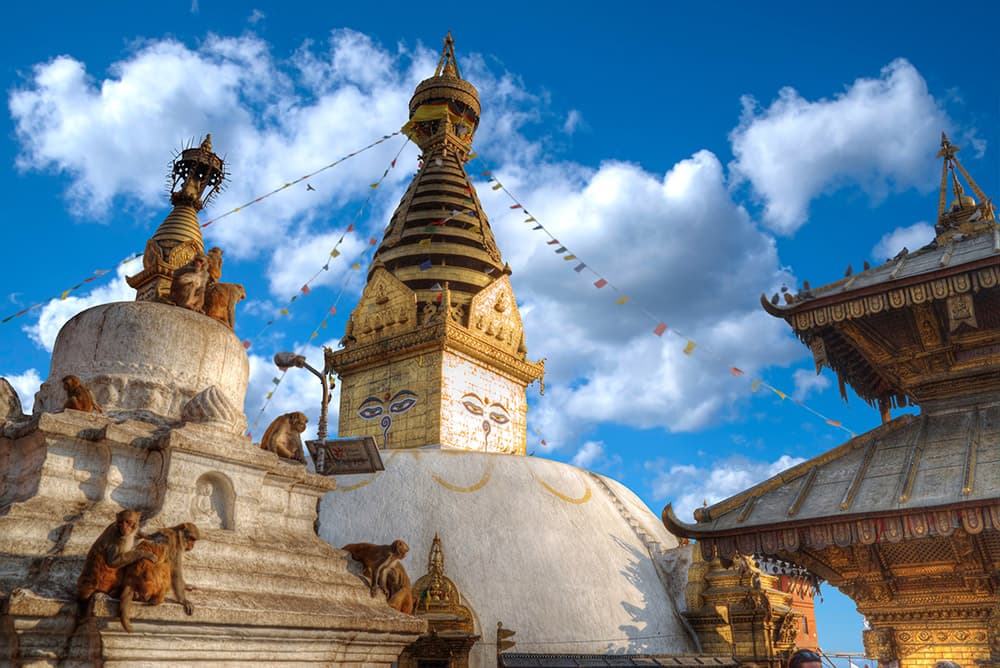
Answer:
[
  {"left": 666, "top": 134, "right": 1000, "bottom": 666},
  {"left": 326, "top": 34, "right": 544, "bottom": 454}
]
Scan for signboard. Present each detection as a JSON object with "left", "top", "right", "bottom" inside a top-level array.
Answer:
[{"left": 307, "top": 436, "right": 385, "bottom": 476}]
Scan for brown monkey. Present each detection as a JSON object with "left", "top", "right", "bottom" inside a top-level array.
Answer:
[
  {"left": 168, "top": 254, "right": 210, "bottom": 311},
  {"left": 63, "top": 374, "right": 102, "bottom": 414},
  {"left": 341, "top": 540, "right": 409, "bottom": 597},
  {"left": 202, "top": 282, "right": 246, "bottom": 329},
  {"left": 119, "top": 522, "right": 200, "bottom": 633},
  {"left": 382, "top": 560, "right": 415, "bottom": 614},
  {"left": 206, "top": 246, "right": 224, "bottom": 283},
  {"left": 260, "top": 411, "right": 308, "bottom": 462},
  {"left": 77, "top": 510, "right": 157, "bottom": 612}
]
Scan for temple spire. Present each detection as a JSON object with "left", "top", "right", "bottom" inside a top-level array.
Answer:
[
  {"left": 935, "top": 131, "right": 995, "bottom": 243},
  {"left": 434, "top": 31, "right": 461, "bottom": 79}
]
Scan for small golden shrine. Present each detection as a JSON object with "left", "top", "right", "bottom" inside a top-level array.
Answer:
[
  {"left": 665, "top": 134, "right": 1000, "bottom": 666},
  {"left": 127, "top": 135, "right": 226, "bottom": 301},
  {"left": 326, "top": 33, "right": 544, "bottom": 454},
  {"left": 397, "top": 534, "right": 479, "bottom": 668}
]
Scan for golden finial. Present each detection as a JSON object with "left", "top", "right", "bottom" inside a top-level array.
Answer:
[
  {"left": 935, "top": 131, "right": 995, "bottom": 243},
  {"left": 434, "top": 31, "right": 461, "bottom": 78}
]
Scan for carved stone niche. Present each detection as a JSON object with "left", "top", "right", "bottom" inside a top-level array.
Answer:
[{"left": 190, "top": 471, "right": 235, "bottom": 530}]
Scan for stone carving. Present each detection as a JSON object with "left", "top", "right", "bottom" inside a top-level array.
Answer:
[
  {"left": 62, "top": 374, "right": 102, "bottom": 414},
  {"left": 468, "top": 276, "right": 524, "bottom": 356},
  {"left": 862, "top": 627, "right": 897, "bottom": 661},
  {"left": 260, "top": 412, "right": 308, "bottom": 462},
  {"left": 168, "top": 254, "right": 211, "bottom": 311},
  {"left": 119, "top": 522, "right": 200, "bottom": 633},
  {"left": 181, "top": 385, "right": 247, "bottom": 434},
  {"left": 190, "top": 473, "right": 233, "bottom": 530},
  {"left": 775, "top": 612, "right": 799, "bottom": 646},
  {"left": 0, "top": 377, "right": 24, "bottom": 421}
]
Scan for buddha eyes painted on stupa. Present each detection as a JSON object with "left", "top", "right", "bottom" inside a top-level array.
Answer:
[
  {"left": 460, "top": 393, "right": 510, "bottom": 424},
  {"left": 357, "top": 390, "right": 419, "bottom": 420}
]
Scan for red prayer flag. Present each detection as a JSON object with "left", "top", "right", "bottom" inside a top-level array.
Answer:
[
  {"left": 329, "top": 306, "right": 337, "bottom": 315},
  {"left": 730, "top": 367, "right": 744, "bottom": 376},
  {"left": 242, "top": 340, "right": 252, "bottom": 349},
  {"left": 347, "top": 223, "right": 354, "bottom": 232},
  {"left": 509, "top": 203, "right": 522, "bottom": 209},
  {"left": 653, "top": 323, "right": 667, "bottom": 336},
  {"left": 594, "top": 279, "right": 608, "bottom": 289},
  {"left": 547, "top": 239, "right": 559, "bottom": 245},
  {"left": 826, "top": 419, "right": 842, "bottom": 427},
  {"left": 301, "top": 285, "right": 311, "bottom": 295},
  {"left": 369, "top": 237, "right": 377, "bottom": 246}
]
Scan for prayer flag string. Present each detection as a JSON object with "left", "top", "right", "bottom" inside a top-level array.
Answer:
[{"left": 473, "top": 158, "right": 856, "bottom": 440}]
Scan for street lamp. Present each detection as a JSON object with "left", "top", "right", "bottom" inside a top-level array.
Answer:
[{"left": 273, "top": 352, "right": 332, "bottom": 442}]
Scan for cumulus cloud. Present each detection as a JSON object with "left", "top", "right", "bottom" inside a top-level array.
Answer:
[
  {"left": 871, "top": 221, "right": 935, "bottom": 261},
  {"left": 23, "top": 260, "right": 139, "bottom": 352},
  {"left": 571, "top": 440, "right": 604, "bottom": 468},
  {"left": 2, "top": 368, "right": 43, "bottom": 413},
  {"left": 730, "top": 59, "right": 949, "bottom": 234},
  {"left": 792, "top": 368, "right": 830, "bottom": 401},
  {"left": 649, "top": 453, "right": 806, "bottom": 522}
]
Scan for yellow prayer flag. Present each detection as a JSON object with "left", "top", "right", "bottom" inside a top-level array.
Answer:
[
  {"left": 409, "top": 103, "right": 450, "bottom": 123},
  {"left": 369, "top": 183, "right": 379, "bottom": 189},
  {"left": 61, "top": 289, "right": 71, "bottom": 300},
  {"left": 772, "top": 387, "right": 787, "bottom": 400},
  {"left": 266, "top": 392, "right": 273, "bottom": 399},
  {"left": 330, "top": 249, "right": 341, "bottom": 258},
  {"left": 351, "top": 263, "right": 361, "bottom": 270},
  {"left": 467, "top": 152, "right": 478, "bottom": 159},
  {"left": 491, "top": 183, "right": 503, "bottom": 190},
  {"left": 320, "top": 321, "right": 327, "bottom": 329},
  {"left": 280, "top": 308, "right": 290, "bottom": 316},
  {"left": 615, "top": 295, "right": 629, "bottom": 305},
  {"left": 563, "top": 254, "right": 577, "bottom": 261},
  {"left": 683, "top": 341, "right": 696, "bottom": 355},
  {"left": 418, "top": 238, "right": 432, "bottom": 246},
  {"left": 310, "top": 331, "right": 318, "bottom": 339},
  {"left": 751, "top": 379, "right": 762, "bottom": 393},
  {"left": 233, "top": 207, "right": 241, "bottom": 212}
]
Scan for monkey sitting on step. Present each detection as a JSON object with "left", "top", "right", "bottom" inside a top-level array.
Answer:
[
  {"left": 119, "top": 522, "right": 200, "bottom": 633},
  {"left": 77, "top": 510, "right": 157, "bottom": 615},
  {"left": 341, "top": 539, "right": 409, "bottom": 598},
  {"left": 63, "top": 375, "right": 102, "bottom": 414}
]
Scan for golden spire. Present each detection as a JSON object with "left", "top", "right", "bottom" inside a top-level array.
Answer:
[
  {"left": 935, "top": 131, "right": 995, "bottom": 243},
  {"left": 434, "top": 31, "right": 461, "bottom": 79},
  {"left": 127, "top": 135, "right": 227, "bottom": 301}
]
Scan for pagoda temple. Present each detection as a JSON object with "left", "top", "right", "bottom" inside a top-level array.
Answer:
[{"left": 665, "top": 133, "right": 1000, "bottom": 666}]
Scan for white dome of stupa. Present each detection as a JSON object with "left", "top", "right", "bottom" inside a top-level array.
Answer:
[{"left": 317, "top": 449, "right": 697, "bottom": 668}]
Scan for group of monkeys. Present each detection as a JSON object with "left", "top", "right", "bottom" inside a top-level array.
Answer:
[
  {"left": 76, "top": 509, "right": 415, "bottom": 631},
  {"left": 167, "top": 247, "right": 245, "bottom": 329},
  {"left": 76, "top": 510, "right": 199, "bottom": 633}
]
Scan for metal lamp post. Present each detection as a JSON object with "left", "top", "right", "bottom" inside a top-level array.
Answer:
[{"left": 273, "top": 351, "right": 331, "bottom": 447}]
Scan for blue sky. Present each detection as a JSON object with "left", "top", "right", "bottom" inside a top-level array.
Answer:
[{"left": 2, "top": 1, "right": 998, "bottom": 654}]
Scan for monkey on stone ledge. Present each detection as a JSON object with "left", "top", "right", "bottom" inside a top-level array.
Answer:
[
  {"left": 77, "top": 510, "right": 157, "bottom": 616},
  {"left": 119, "top": 522, "right": 200, "bottom": 633}
]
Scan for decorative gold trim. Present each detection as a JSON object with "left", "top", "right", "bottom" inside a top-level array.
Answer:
[
  {"left": 429, "top": 457, "right": 493, "bottom": 492},
  {"left": 841, "top": 438, "right": 878, "bottom": 510},
  {"left": 536, "top": 475, "right": 592, "bottom": 504}
]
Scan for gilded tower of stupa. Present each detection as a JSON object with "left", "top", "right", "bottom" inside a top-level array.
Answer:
[{"left": 325, "top": 34, "right": 544, "bottom": 454}]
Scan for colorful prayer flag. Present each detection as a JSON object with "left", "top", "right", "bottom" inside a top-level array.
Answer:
[
  {"left": 369, "top": 237, "right": 377, "bottom": 246},
  {"left": 61, "top": 290, "right": 71, "bottom": 300},
  {"left": 329, "top": 306, "right": 337, "bottom": 314},
  {"left": 272, "top": 377, "right": 281, "bottom": 385},
  {"left": 301, "top": 285, "right": 311, "bottom": 295},
  {"left": 310, "top": 332, "right": 318, "bottom": 339},
  {"left": 653, "top": 323, "right": 667, "bottom": 336},
  {"left": 772, "top": 388, "right": 787, "bottom": 400},
  {"left": 347, "top": 223, "right": 354, "bottom": 232},
  {"left": 280, "top": 308, "right": 290, "bottom": 316},
  {"left": 751, "top": 379, "right": 761, "bottom": 393},
  {"left": 573, "top": 263, "right": 586, "bottom": 272},
  {"left": 594, "top": 278, "right": 607, "bottom": 288},
  {"left": 351, "top": 263, "right": 361, "bottom": 270},
  {"left": 615, "top": 295, "right": 629, "bottom": 305},
  {"left": 242, "top": 340, "right": 252, "bottom": 349},
  {"left": 369, "top": 183, "right": 379, "bottom": 189},
  {"left": 330, "top": 249, "right": 341, "bottom": 258},
  {"left": 532, "top": 225, "right": 543, "bottom": 230},
  {"left": 420, "top": 260, "right": 432, "bottom": 270},
  {"left": 510, "top": 203, "right": 522, "bottom": 209},
  {"left": 554, "top": 247, "right": 567, "bottom": 254},
  {"left": 481, "top": 170, "right": 492, "bottom": 176},
  {"left": 730, "top": 367, "right": 744, "bottom": 376},
  {"left": 524, "top": 217, "right": 536, "bottom": 223},
  {"left": 492, "top": 183, "right": 503, "bottom": 190},
  {"left": 547, "top": 239, "right": 559, "bottom": 245},
  {"left": 418, "top": 239, "right": 432, "bottom": 246},
  {"left": 826, "top": 419, "right": 842, "bottom": 427},
  {"left": 563, "top": 255, "right": 577, "bottom": 261},
  {"left": 683, "top": 341, "right": 696, "bottom": 355},
  {"left": 468, "top": 152, "right": 478, "bottom": 159},
  {"left": 435, "top": 292, "right": 443, "bottom": 303}
]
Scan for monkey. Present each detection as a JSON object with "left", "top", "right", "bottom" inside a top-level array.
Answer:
[
  {"left": 341, "top": 539, "right": 409, "bottom": 598},
  {"left": 260, "top": 411, "right": 308, "bottom": 462},
  {"left": 168, "top": 254, "right": 210, "bottom": 311},
  {"left": 382, "top": 560, "right": 415, "bottom": 614},
  {"left": 63, "top": 374, "right": 102, "bottom": 414},
  {"left": 202, "top": 282, "right": 246, "bottom": 329},
  {"left": 77, "top": 510, "right": 157, "bottom": 615},
  {"left": 206, "top": 246, "right": 224, "bottom": 283},
  {"left": 119, "top": 522, "right": 200, "bottom": 633}
]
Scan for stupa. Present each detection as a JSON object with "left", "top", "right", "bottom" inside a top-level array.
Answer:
[
  {"left": 316, "top": 33, "right": 728, "bottom": 668},
  {"left": 0, "top": 135, "right": 424, "bottom": 665},
  {"left": 665, "top": 133, "right": 1000, "bottom": 666}
]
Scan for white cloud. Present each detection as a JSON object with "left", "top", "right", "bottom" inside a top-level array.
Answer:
[
  {"left": 792, "top": 368, "right": 830, "bottom": 401},
  {"left": 571, "top": 440, "right": 604, "bottom": 468},
  {"left": 563, "top": 109, "right": 584, "bottom": 135},
  {"left": 730, "top": 59, "right": 949, "bottom": 234},
  {"left": 24, "top": 260, "right": 139, "bottom": 353},
  {"left": 871, "top": 221, "right": 935, "bottom": 261},
  {"left": 649, "top": 453, "right": 806, "bottom": 522},
  {"left": 2, "top": 368, "right": 43, "bottom": 414}
]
